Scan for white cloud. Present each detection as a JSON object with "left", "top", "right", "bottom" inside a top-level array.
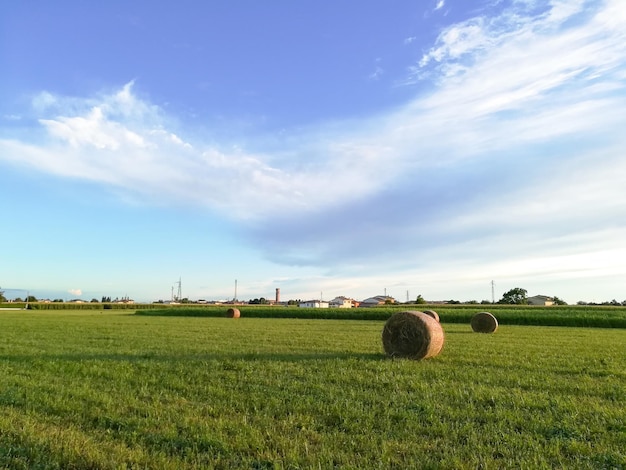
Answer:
[
  {"left": 434, "top": 0, "right": 445, "bottom": 12},
  {"left": 68, "top": 289, "right": 82, "bottom": 297},
  {"left": 40, "top": 106, "right": 147, "bottom": 150}
]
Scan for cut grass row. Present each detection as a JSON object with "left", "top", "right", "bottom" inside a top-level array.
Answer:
[
  {"left": 1, "top": 310, "right": 625, "bottom": 468},
  {"left": 135, "top": 304, "right": 626, "bottom": 328}
]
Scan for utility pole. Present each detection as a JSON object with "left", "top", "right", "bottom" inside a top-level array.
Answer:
[{"left": 491, "top": 280, "right": 495, "bottom": 304}]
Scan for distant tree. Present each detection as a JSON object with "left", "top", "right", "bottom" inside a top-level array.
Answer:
[
  {"left": 26, "top": 295, "right": 37, "bottom": 302},
  {"left": 552, "top": 296, "right": 567, "bottom": 305},
  {"left": 576, "top": 300, "right": 587, "bottom": 305},
  {"left": 53, "top": 298, "right": 64, "bottom": 303},
  {"left": 287, "top": 299, "right": 300, "bottom": 305},
  {"left": 465, "top": 300, "right": 478, "bottom": 304},
  {"left": 447, "top": 299, "right": 461, "bottom": 304},
  {"left": 480, "top": 300, "right": 492, "bottom": 304},
  {"left": 101, "top": 296, "right": 111, "bottom": 303},
  {"left": 90, "top": 298, "right": 99, "bottom": 303},
  {"left": 499, "top": 288, "right": 528, "bottom": 305},
  {"left": 0, "top": 287, "right": 6, "bottom": 303},
  {"left": 415, "top": 295, "right": 426, "bottom": 304}
]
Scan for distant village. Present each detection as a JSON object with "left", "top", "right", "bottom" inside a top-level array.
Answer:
[{"left": 4, "top": 283, "right": 625, "bottom": 307}]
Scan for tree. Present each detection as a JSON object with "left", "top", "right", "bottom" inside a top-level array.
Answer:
[
  {"left": 26, "top": 295, "right": 37, "bottom": 302},
  {"left": 0, "top": 287, "right": 6, "bottom": 303},
  {"left": 415, "top": 295, "right": 426, "bottom": 304},
  {"left": 552, "top": 296, "right": 567, "bottom": 305},
  {"left": 499, "top": 287, "right": 528, "bottom": 305}
]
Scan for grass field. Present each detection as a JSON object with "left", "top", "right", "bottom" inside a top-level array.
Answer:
[{"left": 1, "top": 310, "right": 625, "bottom": 469}]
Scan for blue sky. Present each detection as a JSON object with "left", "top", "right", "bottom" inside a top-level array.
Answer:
[{"left": 1, "top": 0, "right": 625, "bottom": 304}]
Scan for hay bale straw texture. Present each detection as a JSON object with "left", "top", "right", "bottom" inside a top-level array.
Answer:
[
  {"left": 421, "top": 309, "right": 440, "bottom": 322},
  {"left": 471, "top": 311, "right": 498, "bottom": 333},
  {"left": 382, "top": 311, "right": 445, "bottom": 360},
  {"left": 226, "top": 307, "right": 241, "bottom": 318}
]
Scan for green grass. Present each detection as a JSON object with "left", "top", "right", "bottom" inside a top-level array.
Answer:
[{"left": 1, "top": 310, "right": 625, "bottom": 469}]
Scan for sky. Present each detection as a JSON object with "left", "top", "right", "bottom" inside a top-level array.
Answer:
[{"left": 1, "top": 0, "right": 625, "bottom": 304}]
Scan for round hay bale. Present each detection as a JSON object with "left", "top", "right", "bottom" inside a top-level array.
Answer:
[
  {"left": 226, "top": 307, "right": 240, "bottom": 318},
  {"left": 471, "top": 311, "right": 498, "bottom": 333},
  {"left": 382, "top": 311, "right": 445, "bottom": 360},
  {"left": 421, "top": 309, "right": 440, "bottom": 322}
]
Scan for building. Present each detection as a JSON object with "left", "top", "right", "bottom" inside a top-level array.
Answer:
[
  {"left": 329, "top": 296, "right": 356, "bottom": 308},
  {"left": 359, "top": 295, "right": 396, "bottom": 307},
  {"left": 298, "top": 300, "right": 330, "bottom": 308},
  {"left": 527, "top": 295, "right": 554, "bottom": 306}
]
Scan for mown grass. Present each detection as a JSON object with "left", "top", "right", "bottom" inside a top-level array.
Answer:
[{"left": 0, "top": 310, "right": 625, "bottom": 469}]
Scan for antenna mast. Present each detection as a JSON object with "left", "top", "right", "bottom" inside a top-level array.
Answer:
[{"left": 172, "top": 277, "right": 182, "bottom": 302}]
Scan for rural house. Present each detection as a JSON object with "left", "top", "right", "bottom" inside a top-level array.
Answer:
[{"left": 329, "top": 296, "right": 357, "bottom": 308}]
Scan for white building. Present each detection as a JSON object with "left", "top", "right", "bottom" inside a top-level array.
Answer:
[{"left": 299, "top": 300, "right": 330, "bottom": 308}]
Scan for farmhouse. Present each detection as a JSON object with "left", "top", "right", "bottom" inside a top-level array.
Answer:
[
  {"left": 527, "top": 295, "right": 555, "bottom": 306},
  {"left": 329, "top": 296, "right": 357, "bottom": 308},
  {"left": 298, "top": 300, "right": 330, "bottom": 308}
]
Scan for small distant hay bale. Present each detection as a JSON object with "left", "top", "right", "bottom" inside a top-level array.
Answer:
[
  {"left": 471, "top": 312, "right": 498, "bottom": 333},
  {"left": 382, "top": 311, "right": 445, "bottom": 360},
  {"left": 421, "top": 310, "right": 440, "bottom": 322},
  {"left": 226, "top": 307, "right": 240, "bottom": 318}
]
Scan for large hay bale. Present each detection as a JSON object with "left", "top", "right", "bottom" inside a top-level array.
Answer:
[
  {"left": 226, "top": 307, "right": 240, "bottom": 318},
  {"left": 422, "top": 309, "right": 440, "bottom": 322},
  {"left": 382, "top": 311, "right": 445, "bottom": 360},
  {"left": 471, "top": 311, "right": 498, "bottom": 333}
]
